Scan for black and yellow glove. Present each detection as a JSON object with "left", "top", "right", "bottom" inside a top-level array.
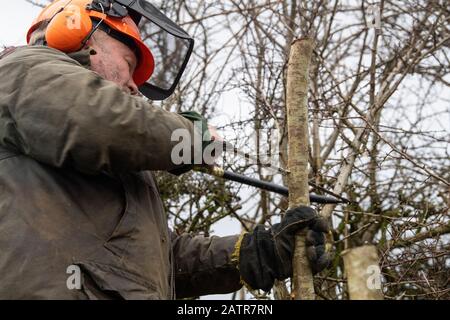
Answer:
[{"left": 234, "top": 206, "right": 331, "bottom": 292}]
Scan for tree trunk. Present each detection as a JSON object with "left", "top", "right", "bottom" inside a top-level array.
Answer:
[{"left": 286, "top": 37, "right": 315, "bottom": 300}]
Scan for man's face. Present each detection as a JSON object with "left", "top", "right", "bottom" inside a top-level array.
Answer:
[{"left": 88, "top": 30, "right": 139, "bottom": 95}]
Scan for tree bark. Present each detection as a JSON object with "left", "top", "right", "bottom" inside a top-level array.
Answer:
[{"left": 286, "top": 37, "right": 315, "bottom": 300}]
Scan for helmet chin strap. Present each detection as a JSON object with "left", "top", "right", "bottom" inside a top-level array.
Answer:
[{"left": 81, "top": 2, "right": 106, "bottom": 48}]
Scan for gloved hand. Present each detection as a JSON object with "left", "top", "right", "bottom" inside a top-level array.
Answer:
[{"left": 235, "top": 206, "right": 331, "bottom": 292}]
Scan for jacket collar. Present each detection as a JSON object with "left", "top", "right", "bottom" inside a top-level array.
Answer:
[{"left": 67, "top": 48, "right": 94, "bottom": 69}]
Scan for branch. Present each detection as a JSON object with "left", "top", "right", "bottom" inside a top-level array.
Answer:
[
  {"left": 389, "top": 222, "right": 450, "bottom": 248},
  {"left": 24, "top": 0, "right": 46, "bottom": 8}
]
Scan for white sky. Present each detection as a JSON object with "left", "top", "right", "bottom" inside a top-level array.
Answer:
[{"left": 0, "top": 1, "right": 43, "bottom": 47}]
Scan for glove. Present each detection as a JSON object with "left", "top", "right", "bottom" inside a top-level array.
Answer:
[
  {"left": 235, "top": 206, "right": 331, "bottom": 292},
  {"left": 169, "top": 111, "right": 213, "bottom": 176}
]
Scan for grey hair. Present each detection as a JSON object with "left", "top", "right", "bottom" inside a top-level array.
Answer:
[{"left": 28, "top": 21, "right": 50, "bottom": 46}]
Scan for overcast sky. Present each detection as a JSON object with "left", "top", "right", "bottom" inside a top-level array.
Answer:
[{"left": 0, "top": 1, "right": 43, "bottom": 47}]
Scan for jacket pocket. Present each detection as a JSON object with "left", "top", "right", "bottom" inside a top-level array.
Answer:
[
  {"left": 103, "top": 174, "right": 137, "bottom": 258},
  {"left": 75, "top": 261, "right": 161, "bottom": 300}
]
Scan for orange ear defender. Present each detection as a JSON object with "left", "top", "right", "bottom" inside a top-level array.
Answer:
[{"left": 45, "top": 4, "right": 95, "bottom": 52}]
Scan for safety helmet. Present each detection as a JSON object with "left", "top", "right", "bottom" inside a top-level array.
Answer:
[{"left": 27, "top": 0, "right": 154, "bottom": 86}]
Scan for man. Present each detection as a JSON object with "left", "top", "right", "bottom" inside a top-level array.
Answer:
[{"left": 0, "top": 0, "right": 330, "bottom": 299}]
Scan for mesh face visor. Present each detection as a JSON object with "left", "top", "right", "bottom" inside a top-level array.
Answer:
[{"left": 115, "top": 0, "right": 194, "bottom": 100}]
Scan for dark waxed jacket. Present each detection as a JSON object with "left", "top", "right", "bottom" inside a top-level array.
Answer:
[{"left": 0, "top": 46, "right": 241, "bottom": 299}]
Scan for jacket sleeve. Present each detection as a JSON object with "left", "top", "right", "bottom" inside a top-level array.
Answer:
[
  {"left": 0, "top": 46, "right": 200, "bottom": 174},
  {"left": 171, "top": 232, "right": 243, "bottom": 298}
]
